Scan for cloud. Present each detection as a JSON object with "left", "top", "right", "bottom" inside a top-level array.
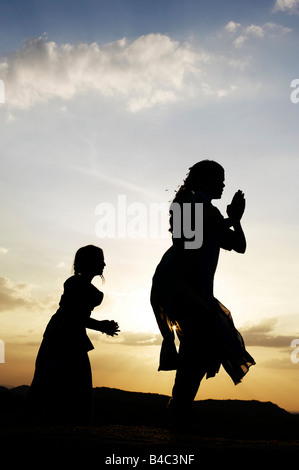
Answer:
[
  {"left": 91, "top": 330, "right": 162, "bottom": 347},
  {"left": 223, "top": 20, "right": 292, "bottom": 48},
  {"left": 232, "top": 35, "right": 248, "bottom": 48},
  {"left": 0, "top": 277, "right": 40, "bottom": 312},
  {"left": 93, "top": 317, "right": 297, "bottom": 350},
  {"left": 224, "top": 21, "right": 241, "bottom": 34},
  {"left": 201, "top": 82, "right": 237, "bottom": 98},
  {"left": 1, "top": 32, "right": 257, "bottom": 114},
  {"left": 262, "top": 22, "right": 293, "bottom": 36},
  {"left": 240, "top": 317, "right": 296, "bottom": 348},
  {"left": 244, "top": 25, "right": 265, "bottom": 38},
  {"left": 0, "top": 247, "right": 9, "bottom": 254},
  {"left": 119, "top": 331, "right": 161, "bottom": 346},
  {"left": 1, "top": 34, "right": 200, "bottom": 112},
  {"left": 2, "top": 26, "right": 289, "bottom": 115},
  {"left": 273, "top": 0, "right": 299, "bottom": 13}
]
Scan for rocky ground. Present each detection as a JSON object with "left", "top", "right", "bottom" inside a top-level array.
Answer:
[{"left": 1, "top": 386, "right": 298, "bottom": 466}]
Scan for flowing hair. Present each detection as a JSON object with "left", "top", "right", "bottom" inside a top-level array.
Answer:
[
  {"left": 169, "top": 160, "right": 224, "bottom": 233},
  {"left": 73, "top": 245, "right": 105, "bottom": 282}
]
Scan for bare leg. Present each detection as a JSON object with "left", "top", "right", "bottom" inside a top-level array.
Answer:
[{"left": 167, "top": 336, "right": 206, "bottom": 429}]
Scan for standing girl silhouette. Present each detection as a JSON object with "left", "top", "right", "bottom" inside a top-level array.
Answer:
[
  {"left": 28, "top": 245, "right": 119, "bottom": 425},
  {"left": 150, "top": 160, "right": 255, "bottom": 422}
]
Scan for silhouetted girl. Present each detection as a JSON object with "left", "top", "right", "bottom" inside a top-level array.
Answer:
[
  {"left": 28, "top": 245, "right": 119, "bottom": 425},
  {"left": 151, "top": 160, "right": 255, "bottom": 421}
]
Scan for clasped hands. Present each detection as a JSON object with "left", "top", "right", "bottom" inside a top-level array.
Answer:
[{"left": 226, "top": 190, "right": 245, "bottom": 221}]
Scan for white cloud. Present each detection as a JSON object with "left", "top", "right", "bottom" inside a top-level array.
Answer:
[
  {"left": 233, "top": 35, "right": 248, "bottom": 48},
  {"left": 201, "top": 82, "right": 237, "bottom": 98},
  {"left": 0, "top": 277, "right": 39, "bottom": 312},
  {"left": 114, "top": 330, "right": 161, "bottom": 346},
  {"left": 92, "top": 318, "right": 296, "bottom": 349},
  {"left": 0, "top": 247, "right": 9, "bottom": 254},
  {"left": 263, "top": 22, "right": 293, "bottom": 35},
  {"left": 273, "top": 0, "right": 299, "bottom": 13},
  {"left": 1, "top": 34, "right": 199, "bottom": 112},
  {"left": 224, "top": 21, "right": 241, "bottom": 34},
  {"left": 240, "top": 317, "right": 296, "bottom": 348},
  {"left": 1, "top": 29, "right": 284, "bottom": 113},
  {"left": 226, "top": 21, "right": 292, "bottom": 48},
  {"left": 244, "top": 25, "right": 265, "bottom": 38}
]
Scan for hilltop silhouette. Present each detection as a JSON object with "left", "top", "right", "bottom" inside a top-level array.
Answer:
[{"left": 0, "top": 385, "right": 298, "bottom": 465}]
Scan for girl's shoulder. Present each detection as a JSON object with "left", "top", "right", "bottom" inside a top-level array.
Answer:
[
  {"left": 63, "top": 275, "right": 92, "bottom": 292},
  {"left": 63, "top": 275, "right": 80, "bottom": 287},
  {"left": 63, "top": 275, "right": 103, "bottom": 305},
  {"left": 60, "top": 275, "right": 104, "bottom": 310}
]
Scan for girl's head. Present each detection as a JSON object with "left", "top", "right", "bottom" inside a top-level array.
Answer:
[
  {"left": 173, "top": 160, "right": 225, "bottom": 203},
  {"left": 169, "top": 160, "right": 225, "bottom": 233},
  {"left": 73, "top": 245, "right": 105, "bottom": 278}
]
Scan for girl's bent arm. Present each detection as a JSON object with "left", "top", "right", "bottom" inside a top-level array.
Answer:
[
  {"left": 229, "top": 219, "right": 246, "bottom": 253},
  {"left": 86, "top": 318, "right": 120, "bottom": 336}
]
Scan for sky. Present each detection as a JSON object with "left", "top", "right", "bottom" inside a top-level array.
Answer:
[{"left": 0, "top": 0, "right": 299, "bottom": 412}]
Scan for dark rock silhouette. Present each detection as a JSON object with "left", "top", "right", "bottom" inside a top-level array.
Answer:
[{"left": 0, "top": 385, "right": 298, "bottom": 464}]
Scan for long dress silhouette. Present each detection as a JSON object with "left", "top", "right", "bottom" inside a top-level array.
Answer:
[
  {"left": 150, "top": 160, "right": 255, "bottom": 413},
  {"left": 28, "top": 245, "right": 119, "bottom": 425}
]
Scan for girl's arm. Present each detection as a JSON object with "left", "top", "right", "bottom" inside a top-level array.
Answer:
[
  {"left": 227, "top": 218, "right": 246, "bottom": 253},
  {"left": 86, "top": 318, "right": 120, "bottom": 336},
  {"left": 225, "top": 190, "right": 247, "bottom": 254}
]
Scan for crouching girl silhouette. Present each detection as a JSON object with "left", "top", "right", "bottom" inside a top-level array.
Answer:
[
  {"left": 150, "top": 160, "right": 255, "bottom": 423},
  {"left": 28, "top": 245, "right": 120, "bottom": 425}
]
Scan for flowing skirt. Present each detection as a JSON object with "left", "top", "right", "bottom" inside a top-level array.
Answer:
[
  {"left": 151, "top": 275, "right": 255, "bottom": 385},
  {"left": 27, "top": 334, "right": 93, "bottom": 425}
]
